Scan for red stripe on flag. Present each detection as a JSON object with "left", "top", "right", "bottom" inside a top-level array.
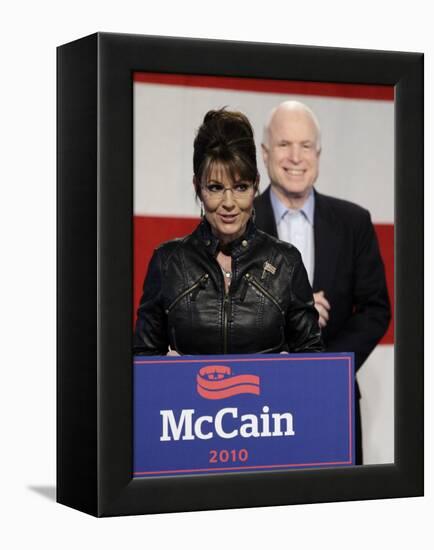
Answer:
[
  {"left": 133, "top": 72, "right": 394, "bottom": 101},
  {"left": 374, "top": 224, "right": 394, "bottom": 345},
  {"left": 133, "top": 216, "right": 394, "bottom": 345}
]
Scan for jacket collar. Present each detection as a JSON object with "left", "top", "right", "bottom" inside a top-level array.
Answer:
[{"left": 195, "top": 218, "right": 257, "bottom": 258}]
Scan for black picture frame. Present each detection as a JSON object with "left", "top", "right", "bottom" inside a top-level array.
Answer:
[{"left": 57, "top": 32, "right": 423, "bottom": 517}]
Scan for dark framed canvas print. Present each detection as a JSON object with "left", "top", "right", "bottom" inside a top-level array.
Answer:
[{"left": 57, "top": 32, "right": 423, "bottom": 516}]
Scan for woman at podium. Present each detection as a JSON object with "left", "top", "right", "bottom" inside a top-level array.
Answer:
[{"left": 134, "top": 109, "right": 323, "bottom": 355}]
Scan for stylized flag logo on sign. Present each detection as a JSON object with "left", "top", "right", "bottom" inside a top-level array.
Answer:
[{"left": 196, "top": 365, "right": 261, "bottom": 399}]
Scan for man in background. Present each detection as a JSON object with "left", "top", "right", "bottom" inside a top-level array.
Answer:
[{"left": 254, "top": 100, "right": 391, "bottom": 463}]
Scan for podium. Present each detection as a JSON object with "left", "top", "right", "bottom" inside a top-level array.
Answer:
[{"left": 133, "top": 353, "right": 355, "bottom": 477}]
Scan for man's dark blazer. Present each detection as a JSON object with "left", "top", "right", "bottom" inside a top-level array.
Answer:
[{"left": 254, "top": 186, "right": 391, "bottom": 374}]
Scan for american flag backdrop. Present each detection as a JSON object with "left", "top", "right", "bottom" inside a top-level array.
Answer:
[{"left": 133, "top": 73, "right": 394, "bottom": 464}]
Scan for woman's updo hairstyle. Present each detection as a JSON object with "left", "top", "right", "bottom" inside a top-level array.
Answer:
[{"left": 193, "top": 108, "right": 259, "bottom": 198}]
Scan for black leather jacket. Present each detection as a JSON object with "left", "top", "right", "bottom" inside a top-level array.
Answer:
[{"left": 134, "top": 220, "right": 323, "bottom": 355}]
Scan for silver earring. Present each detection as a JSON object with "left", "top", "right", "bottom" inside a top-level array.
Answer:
[{"left": 200, "top": 203, "right": 204, "bottom": 218}]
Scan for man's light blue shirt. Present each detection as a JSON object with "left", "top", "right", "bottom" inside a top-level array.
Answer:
[{"left": 269, "top": 187, "right": 315, "bottom": 285}]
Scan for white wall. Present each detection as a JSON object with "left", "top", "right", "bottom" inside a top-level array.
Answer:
[{"left": 135, "top": 83, "right": 394, "bottom": 221}]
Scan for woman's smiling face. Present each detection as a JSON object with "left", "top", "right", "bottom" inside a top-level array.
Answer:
[{"left": 200, "top": 163, "right": 255, "bottom": 245}]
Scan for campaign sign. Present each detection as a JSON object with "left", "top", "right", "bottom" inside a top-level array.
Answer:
[{"left": 133, "top": 353, "right": 355, "bottom": 478}]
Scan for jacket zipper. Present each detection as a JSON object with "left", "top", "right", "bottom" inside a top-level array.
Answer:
[
  {"left": 244, "top": 273, "right": 285, "bottom": 316},
  {"left": 223, "top": 294, "right": 230, "bottom": 354},
  {"left": 218, "top": 260, "right": 231, "bottom": 354},
  {"left": 166, "top": 273, "right": 209, "bottom": 314}
]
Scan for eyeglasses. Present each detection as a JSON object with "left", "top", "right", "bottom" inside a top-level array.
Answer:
[{"left": 201, "top": 182, "right": 255, "bottom": 200}]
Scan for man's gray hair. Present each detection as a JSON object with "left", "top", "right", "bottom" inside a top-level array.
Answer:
[{"left": 262, "top": 100, "right": 322, "bottom": 152}]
